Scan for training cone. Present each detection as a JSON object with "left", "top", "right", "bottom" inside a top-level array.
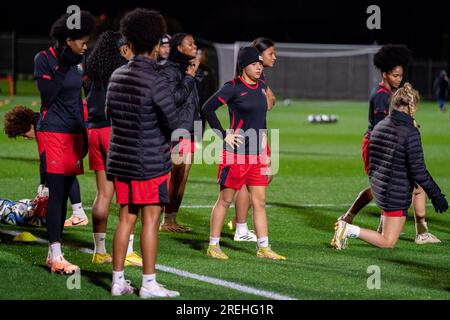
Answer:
[{"left": 13, "top": 232, "right": 37, "bottom": 242}]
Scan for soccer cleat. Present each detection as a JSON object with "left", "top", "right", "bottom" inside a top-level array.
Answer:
[
  {"left": 139, "top": 282, "right": 180, "bottom": 298},
  {"left": 50, "top": 254, "right": 79, "bottom": 275},
  {"left": 111, "top": 280, "right": 135, "bottom": 296},
  {"left": 233, "top": 230, "right": 257, "bottom": 242},
  {"left": 331, "top": 220, "right": 349, "bottom": 250},
  {"left": 125, "top": 251, "right": 143, "bottom": 267},
  {"left": 256, "top": 246, "right": 286, "bottom": 260},
  {"left": 92, "top": 252, "right": 113, "bottom": 264},
  {"left": 159, "top": 222, "right": 192, "bottom": 233},
  {"left": 64, "top": 215, "right": 89, "bottom": 227},
  {"left": 415, "top": 232, "right": 441, "bottom": 244},
  {"left": 206, "top": 244, "right": 229, "bottom": 260}
]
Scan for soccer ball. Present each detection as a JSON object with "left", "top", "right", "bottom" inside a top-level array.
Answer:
[
  {"left": 321, "top": 114, "right": 330, "bottom": 122},
  {"left": 3, "top": 210, "right": 17, "bottom": 225},
  {"left": 11, "top": 202, "right": 29, "bottom": 224},
  {"left": 27, "top": 215, "right": 46, "bottom": 227},
  {"left": 0, "top": 199, "right": 15, "bottom": 220},
  {"left": 307, "top": 115, "right": 315, "bottom": 123}
]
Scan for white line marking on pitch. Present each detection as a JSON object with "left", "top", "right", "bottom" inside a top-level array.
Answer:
[{"left": 0, "top": 228, "right": 298, "bottom": 300}]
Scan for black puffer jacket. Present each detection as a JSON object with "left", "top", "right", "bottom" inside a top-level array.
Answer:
[
  {"left": 160, "top": 60, "right": 203, "bottom": 135},
  {"left": 106, "top": 56, "right": 179, "bottom": 180},
  {"left": 369, "top": 109, "right": 444, "bottom": 211}
]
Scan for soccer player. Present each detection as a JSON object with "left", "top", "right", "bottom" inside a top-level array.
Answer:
[
  {"left": 332, "top": 83, "right": 448, "bottom": 249},
  {"left": 157, "top": 34, "right": 171, "bottom": 65},
  {"left": 84, "top": 31, "right": 142, "bottom": 266},
  {"left": 433, "top": 70, "right": 450, "bottom": 112},
  {"left": 335, "top": 44, "right": 441, "bottom": 244},
  {"left": 159, "top": 33, "right": 202, "bottom": 233},
  {"left": 34, "top": 11, "right": 95, "bottom": 274},
  {"left": 3, "top": 106, "right": 88, "bottom": 225},
  {"left": 107, "top": 8, "right": 180, "bottom": 298},
  {"left": 202, "top": 47, "right": 285, "bottom": 260},
  {"left": 229, "top": 37, "right": 277, "bottom": 242}
]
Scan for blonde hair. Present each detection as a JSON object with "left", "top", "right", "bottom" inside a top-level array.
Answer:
[{"left": 390, "top": 82, "right": 420, "bottom": 128}]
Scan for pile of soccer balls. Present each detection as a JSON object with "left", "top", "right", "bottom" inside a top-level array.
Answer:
[
  {"left": 307, "top": 114, "right": 338, "bottom": 124},
  {"left": 0, "top": 186, "right": 48, "bottom": 227}
]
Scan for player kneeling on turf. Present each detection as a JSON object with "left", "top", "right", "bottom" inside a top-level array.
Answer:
[
  {"left": 331, "top": 83, "right": 448, "bottom": 249},
  {"left": 106, "top": 8, "right": 180, "bottom": 298}
]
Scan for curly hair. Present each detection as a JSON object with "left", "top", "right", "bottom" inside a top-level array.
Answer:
[
  {"left": 373, "top": 44, "right": 412, "bottom": 73},
  {"left": 120, "top": 8, "right": 166, "bottom": 54},
  {"left": 3, "top": 106, "right": 36, "bottom": 138},
  {"left": 391, "top": 82, "right": 420, "bottom": 128},
  {"left": 50, "top": 10, "right": 96, "bottom": 44},
  {"left": 86, "top": 31, "right": 127, "bottom": 89}
]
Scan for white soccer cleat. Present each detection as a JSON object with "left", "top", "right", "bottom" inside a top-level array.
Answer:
[
  {"left": 111, "top": 280, "right": 135, "bottom": 296},
  {"left": 139, "top": 282, "right": 180, "bottom": 299},
  {"left": 415, "top": 232, "right": 441, "bottom": 244},
  {"left": 233, "top": 230, "right": 257, "bottom": 242},
  {"left": 331, "top": 220, "right": 349, "bottom": 250}
]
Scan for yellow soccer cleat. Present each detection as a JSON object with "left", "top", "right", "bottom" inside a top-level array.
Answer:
[
  {"left": 206, "top": 244, "right": 229, "bottom": 260},
  {"left": 92, "top": 252, "right": 112, "bottom": 264},
  {"left": 331, "top": 220, "right": 349, "bottom": 250},
  {"left": 125, "top": 251, "right": 143, "bottom": 267},
  {"left": 256, "top": 246, "right": 286, "bottom": 260},
  {"left": 227, "top": 219, "right": 236, "bottom": 231}
]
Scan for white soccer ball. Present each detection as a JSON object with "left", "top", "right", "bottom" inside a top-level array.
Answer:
[
  {"left": 321, "top": 115, "right": 330, "bottom": 122},
  {"left": 11, "top": 202, "right": 29, "bottom": 223},
  {"left": 314, "top": 115, "right": 322, "bottom": 123},
  {"left": 307, "top": 115, "right": 315, "bottom": 123}
]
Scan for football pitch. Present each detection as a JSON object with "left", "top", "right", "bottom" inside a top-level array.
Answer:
[{"left": 0, "top": 89, "right": 449, "bottom": 300}]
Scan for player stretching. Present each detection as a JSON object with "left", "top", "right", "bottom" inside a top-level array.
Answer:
[
  {"left": 336, "top": 44, "right": 440, "bottom": 244},
  {"left": 332, "top": 83, "right": 448, "bottom": 249},
  {"left": 202, "top": 47, "right": 285, "bottom": 260}
]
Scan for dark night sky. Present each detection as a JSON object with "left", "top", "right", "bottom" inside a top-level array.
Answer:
[{"left": 2, "top": 0, "right": 449, "bottom": 59}]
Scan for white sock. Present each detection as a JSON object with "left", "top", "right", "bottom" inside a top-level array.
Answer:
[
  {"left": 71, "top": 203, "right": 86, "bottom": 218},
  {"left": 209, "top": 237, "right": 220, "bottom": 246},
  {"left": 112, "top": 270, "right": 125, "bottom": 284},
  {"left": 346, "top": 224, "right": 361, "bottom": 238},
  {"left": 50, "top": 242, "right": 62, "bottom": 260},
  {"left": 235, "top": 223, "right": 249, "bottom": 235},
  {"left": 257, "top": 237, "right": 269, "bottom": 248},
  {"left": 142, "top": 273, "right": 157, "bottom": 290},
  {"left": 126, "top": 234, "right": 134, "bottom": 256},
  {"left": 93, "top": 233, "right": 106, "bottom": 254}
]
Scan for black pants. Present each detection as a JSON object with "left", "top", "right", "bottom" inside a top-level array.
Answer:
[
  {"left": 69, "top": 177, "right": 82, "bottom": 204},
  {"left": 46, "top": 173, "right": 76, "bottom": 243}
]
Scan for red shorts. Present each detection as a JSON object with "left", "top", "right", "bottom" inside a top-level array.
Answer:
[
  {"left": 217, "top": 151, "right": 269, "bottom": 190},
  {"left": 88, "top": 126, "right": 111, "bottom": 171},
  {"left": 362, "top": 134, "right": 370, "bottom": 175},
  {"left": 383, "top": 209, "right": 408, "bottom": 217},
  {"left": 171, "top": 137, "right": 195, "bottom": 156},
  {"left": 114, "top": 173, "right": 170, "bottom": 205},
  {"left": 36, "top": 132, "right": 84, "bottom": 176}
]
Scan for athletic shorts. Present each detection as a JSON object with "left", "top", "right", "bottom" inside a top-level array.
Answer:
[
  {"left": 383, "top": 209, "right": 409, "bottom": 217},
  {"left": 217, "top": 151, "right": 269, "bottom": 190},
  {"left": 171, "top": 137, "right": 195, "bottom": 156},
  {"left": 88, "top": 126, "right": 111, "bottom": 171},
  {"left": 362, "top": 134, "right": 370, "bottom": 175},
  {"left": 114, "top": 173, "right": 170, "bottom": 205},
  {"left": 36, "top": 131, "right": 84, "bottom": 176}
]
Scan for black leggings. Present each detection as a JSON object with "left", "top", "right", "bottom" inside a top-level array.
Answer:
[
  {"left": 69, "top": 177, "right": 82, "bottom": 204},
  {"left": 46, "top": 173, "right": 75, "bottom": 243}
]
